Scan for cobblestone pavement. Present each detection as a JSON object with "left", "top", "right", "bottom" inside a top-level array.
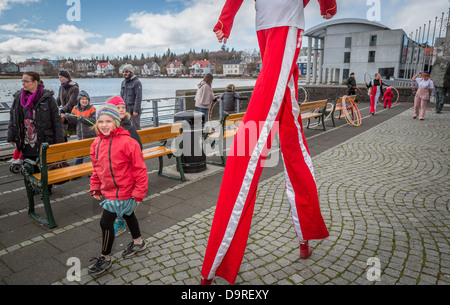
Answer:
[{"left": 53, "top": 108, "right": 449, "bottom": 285}]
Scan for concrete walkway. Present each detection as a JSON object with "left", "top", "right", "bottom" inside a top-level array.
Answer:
[{"left": 0, "top": 101, "right": 448, "bottom": 286}]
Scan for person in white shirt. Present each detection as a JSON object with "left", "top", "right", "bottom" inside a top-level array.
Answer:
[
  {"left": 412, "top": 71, "right": 435, "bottom": 120},
  {"left": 201, "top": 0, "right": 337, "bottom": 285}
]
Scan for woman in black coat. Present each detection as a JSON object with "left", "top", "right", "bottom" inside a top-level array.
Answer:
[{"left": 8, "top": 71, "right": 65, "bottom": 161}]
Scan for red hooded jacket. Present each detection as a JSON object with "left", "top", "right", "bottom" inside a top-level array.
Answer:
[{"left": 90, "top": 127, "right": 148, "bottom": 202}]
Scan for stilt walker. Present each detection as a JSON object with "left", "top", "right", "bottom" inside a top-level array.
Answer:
[{"left": 200, "top": 0, "right": 337, "bottom": 285}]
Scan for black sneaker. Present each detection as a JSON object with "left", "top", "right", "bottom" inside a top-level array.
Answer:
[
  {"left": 122, "top": 240, "right": 146, "bottom": 258},
  {"left": 88, "top": 256, "right": 112, "bottom": 276}
]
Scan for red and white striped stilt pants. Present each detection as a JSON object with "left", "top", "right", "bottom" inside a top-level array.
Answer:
[{"left": 201, "top": 26, "right": 329, "bottom": 284}]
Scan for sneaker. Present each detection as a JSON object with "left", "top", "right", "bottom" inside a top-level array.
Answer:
[
  {"left": 88, "top": 256, "right": 112, "bottom": 276},
  {"left": 122, "top": 240, "right": 146, "bottom": 258},
  {"left": 114, "top": 218, "right": 127, "bottom": 237}
]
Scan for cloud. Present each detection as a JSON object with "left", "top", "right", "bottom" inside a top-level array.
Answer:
[
  {"left": 100, "top": 0, "right": 256, "bottom": 54},
  {"left": 0, "top": 24, "right": 100, "bottom": 60},
  {"left": 0, "top": 0, "right": 258, "bottom": 61},
  {"left": 0, "top": 0, "right": 41, "bottom": 16}
]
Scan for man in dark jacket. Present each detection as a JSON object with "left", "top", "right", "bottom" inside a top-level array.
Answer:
[
  {"left": 346, "top": 73, "right": 357, "bottom": 95},
  {"left": 56, "top": 70, "right": 79, "bottom": 137},
  {"left": 120, "top": 64, "right": 143, "bottom": 130}
]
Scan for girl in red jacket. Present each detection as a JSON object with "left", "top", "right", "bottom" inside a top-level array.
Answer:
[
  {"left": 88, "top": 104, "right": 148, "bottom": 276},
  {"left": 201, "top": 0, "right": 337, "bottom": 285}
]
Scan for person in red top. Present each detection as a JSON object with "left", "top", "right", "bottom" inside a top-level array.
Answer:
[
  {"left": 88, "top": 104, "right": 148, "bottom": 276},
  {"left": 383, "top": 87, "right": 394, "bottom": 109},
  {"left": 201, "top": 0, "right": 337, "bottom": 285}
]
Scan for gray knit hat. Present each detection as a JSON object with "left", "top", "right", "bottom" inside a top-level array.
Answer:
[{"left": 122, "top": 64, "right": 134, "bottom": 74}]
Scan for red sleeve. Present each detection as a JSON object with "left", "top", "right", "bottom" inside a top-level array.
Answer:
[
  {"left": 89, "top": 139, "right": 102, "bottom": 193},
  {"left": 129, "top": 140, "right": 148, "bottom": 200},
  {"left": 317, "top": 0, "right": 337, "bottom": 16},
  {"left": 212, "top": 0, "right": 244, "bottom": 38}
]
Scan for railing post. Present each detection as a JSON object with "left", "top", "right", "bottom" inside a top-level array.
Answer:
[
  {"left": 236, "top": 99, "right": 240, "bottom": 113},
  {"left": 219, "top": 98, "right": 224, "bottom": 121},
  {"left": 177, "top": 97, "right": 184, "bottom": 112},
  {"left": 152, "top": 99, "right": 159, "bottom": 127}
]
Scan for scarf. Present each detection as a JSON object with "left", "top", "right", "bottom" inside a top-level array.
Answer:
[
  {"left": 20, "top": 86, "right": 44, "bottom": 119},
  {"left": 61, "top": 80, "right": 72, "bottom": 87}
]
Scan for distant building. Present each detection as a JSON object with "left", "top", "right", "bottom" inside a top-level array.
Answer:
[
  {"left": 189, "top": 60, "right": 216, "bottom": 76},
  {"left": 19, "top": 60, "right": 53, "bottom": 75},
  {"left": 223, "top": 60, "right": 247, "bottom": 76},
  {"left": 304, "top": 18, "right": 428, "bottom": 84},
  {"left": 241, "top": 49, "right": 260, "bottom": 63},
  {"left": 76, "top": 60, "right": 97, "bottom": 73},
  {"left": 1, "top": 62, "right": 19, "bottom": 74},
  {"left": 96, "top": 62, "right": 115, "bottom": 76},
  {"left": 142, "top": 62, "right": 161, "bottom": 76},
  {"left": 166, "top": 61, "right": 185, "bottom": 76}
]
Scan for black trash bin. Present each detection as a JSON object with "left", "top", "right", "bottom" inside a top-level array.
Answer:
[{"left": 173, "top": 110, "right": 207, "bottom": 173}]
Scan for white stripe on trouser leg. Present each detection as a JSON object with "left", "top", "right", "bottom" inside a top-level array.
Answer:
[
  {"left": 207, "top": 27, "right": 299, "bottom": 280},
  {"left": 287, "top": 77, "right": 315, "bottom": 181},
  {"left": 281, "top": 76, "right": 316, "bottom": 240}
]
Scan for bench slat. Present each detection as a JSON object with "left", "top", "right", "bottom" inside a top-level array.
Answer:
[
  {"left": 142, "top": 146, "right": 177, "bottom": 160},
  {"left": 299, "top": 100, "right": 328, "bottom": 112},
  {"left": 34, "top": 162, "right": 93, "bottom": 185}
]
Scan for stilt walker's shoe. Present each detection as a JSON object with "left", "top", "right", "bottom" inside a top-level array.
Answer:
[
  {"left": 300, "top": 240, "right": 312, "bottom": 259},
  {"left": 200, "top": 278, "right": 212, "bottom": 285}
]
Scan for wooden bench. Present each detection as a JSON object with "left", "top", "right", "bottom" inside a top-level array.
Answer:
[
  {"left": 299, "top": 99, "right": 330, "bottom": 131},
  {"left": 205, "top": 112, "right": 245, "bottom": 166},
  {"left": 204, "top": 101, "right": 331, "bottom": 166},
  {"left": 22, "top": 123, "right": 185, "bottom": 228},
  {"left": 329, "top": 95, "right": 357, "bottom": 127}
]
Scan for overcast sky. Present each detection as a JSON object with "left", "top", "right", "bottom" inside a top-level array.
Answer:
[{"left": 0, "top": 0, "right": 448, "bottom": 62}]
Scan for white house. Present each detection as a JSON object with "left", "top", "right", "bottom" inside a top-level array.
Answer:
[
  {"left": 96, "top": 62, "right": 115, "bottom": 76},
  {"left": 223, "top": 60, "right": 247, "bottom": 76},
  {"left": 142, "top": 62, "right": 161, "bottom": 76},
  {"left": 189, "top": 60, "right": 216, "bottom": 76},
  {"left": 166, "top": 61, "right": 185, "bottom": 76}
]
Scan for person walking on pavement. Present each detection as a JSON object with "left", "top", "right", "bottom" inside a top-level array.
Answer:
[
  {"left": 200, "top": 0, "right": 336, "bottom": 285},
  {"left": 88, "top": 104, "right": 148, "bottom": 276},
  {"left": 120, "top": 64, "right": 143, "bottom": 130},
  {"left": 412, "top": 71, "right": 435, "bottom": 120},
  {"left": 365, "top": 73, "right": 385, "bottom": 115}
]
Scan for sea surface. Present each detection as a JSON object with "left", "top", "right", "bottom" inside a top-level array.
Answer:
[{"left": 0, "top": 77, "right": 258, "bottom": 104}]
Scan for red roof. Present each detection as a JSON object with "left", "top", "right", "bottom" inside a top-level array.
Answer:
[
  {"left": 98, "top": 62, "right": 110, "bottom": 68},
  {"left": 190, "top": 60, "right": 215, "bottom": 68},
  {"left": 167, "top": 61, "right": 183, "bottom": 68}
]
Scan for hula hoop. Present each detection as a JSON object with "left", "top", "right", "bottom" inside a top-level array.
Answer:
[
  {"left": 341, "top": 95, "right": 362, "bottom": 127},
  {"left": 64, "top": 114, "right": 96, "bottom": 126},
  {"left": 391, "top": 87, "right": 400, "bottom": 106},
  {"left": 208, "top": 99, "right": 220, "bottom": 122},
  {"left": 298, "top": 86, "right": 310, "bottom": 104}
]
